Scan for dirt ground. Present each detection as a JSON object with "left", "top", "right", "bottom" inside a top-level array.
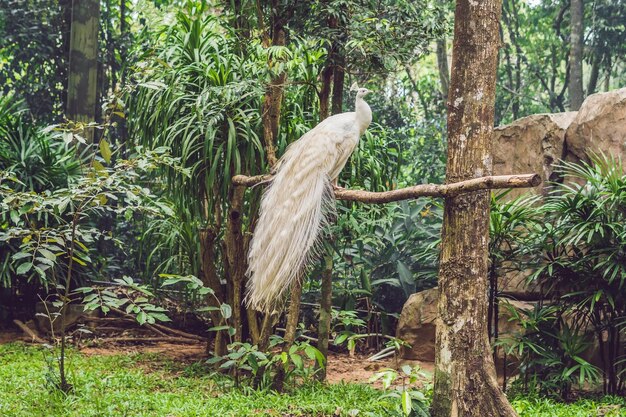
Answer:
[{"left": 1, "top": 328, "right": 435, "bottom": 386}]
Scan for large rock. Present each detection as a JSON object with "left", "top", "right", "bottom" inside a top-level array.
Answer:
[
  {"left": 493, "top": 112, "right": 576, "bottom": 198},
  {"left": 565, "top": 87, "right": 626, "bottom": 164},
  {"left": 396, "top": 287, "right": 438, "bottom": 362},
  {"left": 396, "top": 287, "right": 536, "bottom": 364}
]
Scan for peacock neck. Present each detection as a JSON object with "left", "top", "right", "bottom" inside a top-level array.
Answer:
[{"left": 355, "top": 96, "right": 372, "bottom": 135}]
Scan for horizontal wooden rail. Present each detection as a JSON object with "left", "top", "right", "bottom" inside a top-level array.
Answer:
[{"left": 232, "top": 173, "right": 541, "bottom": 203}]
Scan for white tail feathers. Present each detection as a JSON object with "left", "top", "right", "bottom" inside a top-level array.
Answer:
[
  {"left": 245, "top": 141, "right": 336, "bottom": 312},
  {"left": 245, "top": 88, "right": 371, "bottom": 312}
]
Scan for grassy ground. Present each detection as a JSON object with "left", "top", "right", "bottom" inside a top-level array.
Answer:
[{"left": 1, "top": 343, "right": 624, "bottom": 417}]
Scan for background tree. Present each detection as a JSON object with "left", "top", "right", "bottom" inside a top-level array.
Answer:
[
  {"left": 569, "top": 0, "right": 584, "bottom": 110},
  {"left": 431, "top": 0, "right": 518, "bottom": 415},
  {"left": 66, "top": 0, "right": 100, "bottom": 142}
]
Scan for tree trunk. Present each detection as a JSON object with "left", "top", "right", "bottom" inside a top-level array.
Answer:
[
  {"left": 587, "top": 54, "right": 600, "bottom": 96},
  {"left": 436, "top": 39, "right": 450, "bottom": 101},
  {"left": 66, "top": 0, "right": 99, "bottom": 142},
  {"left": 200, "top": 228, "right": 228, "bottom": 356},
  {"left": 315, "top": 250, "right": 333, "bottom": 381},
  {"left": 603, "top": 54, "right": 612, "bottom": 92},
  {"left": 319, "top": 65, "right": 333, "bottom": 121},
  {"left": 431, "top": 0, "right": 518, "bottom": 416},
  {"left": 405, "top": 65, "right": 431, "bottom": 120},
  {"left": 260, "top": 12, "right": 287, "bottom": 167},
  {"left": 331, "top": 53, "right": 345, "bottom": 115},
  {"left": 569, "top": 0, "right": 584, "bottom": 110},
  {"left": 225, "top": 185, "right": 246, "bottom": 342},
  {"left": 119, "top": 0, "right": 127, "bottom": 87},
  {"left": 273, "top": 278, "right": 303, "bottom": 391}
]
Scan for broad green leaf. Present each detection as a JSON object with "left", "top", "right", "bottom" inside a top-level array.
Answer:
[
  {"left": 401, "top": 390, "right": 412, "bottom": 416},
  {"left": 100, "top": 139, "right": 112, "bottom": 164},
  {"left": 16, "top": 263, "right": 32, "bottom": 275}
]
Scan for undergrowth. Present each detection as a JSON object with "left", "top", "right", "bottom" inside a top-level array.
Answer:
[
  {"left": 0, "top": 343, "right": 386, "bottom": 417},
  {"left": 1, "top": 343, "right": 625, "bottom": 417}
]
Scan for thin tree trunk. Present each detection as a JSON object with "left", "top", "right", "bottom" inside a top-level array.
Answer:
[
  {"left": 200, "top": 228, "right": 227, "bottom": 356},
  {"left": 283, "top": 279, "right": 303, "bottom": 345},
  {"left": 319, "top": 12, "right": 339, "bottom": 121},
  {"left": 225, "top": 185, "right": 246, "bottom": 343},
  {"left": 66, "top": 0, "right": 99, "bottom": 142},
  {"left": 246, "top": 306, "right": 261, "bottom": 344},
  {"left": 316, "top": 250, "right": 333, "bottom": 381},
  {"left": 119, "top": 0, "right": 127, "bottom": 87},
  {"left": 258, "top": 312, "right": 277, "bottom": 351},
  {"left": 319, "top": 65, "right": 333, "bottom": 121},
  {"left": 251, "top": 0, "right": 292, "bottom": 343},
  {"left": 604, "top": 54, "right": 612, "bottom": 91},
  {"left": 331, "top": 54, "right": 345, "bottom": 114},
  {"left": 273, "top": 278, "right": 303, "bottom": 391},
  {"left": 587, "top": 54, "right": 600, "bottom": 96},
  {"left": 431, "top": 0, "right": 518, "bottom": 416},
  {"left": 436, "top": 39, "right": 450, "bottom": 101},
  {"left": 260, "top": 18, "right": 287, "bottom": 167},
  {"left": 569, "top": 0, "right": 584, "bottom": 110}
]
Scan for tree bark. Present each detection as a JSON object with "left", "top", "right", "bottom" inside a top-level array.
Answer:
[
  {"left": 331, "top": 53, "right": 345, "bottom": 115},
  {"left": 319, "top": 65, "right": 334, "bottom": 121},
  {"left": 587, "top": 53, "right": 600, "bottom": 96},
  {"left": 569, "top": 0, "right": 584, "bottom": 110},
  {"left": 315, "top": 250, "right": 333, "bottom": 381},
  {"left": 66, "top": 0, "right": 99, "bottom": 142},
  {"left": 430, "top": 0, "right": 518, "bottom": 416},
  {"left": 283, "top": 279, "right": 303, "bottom": 346},
  {"left": 200, "top": 228, "right": 227, "bottom": 356},
  {"left": 405, "top": 65, "right": 432, "bottom": 120},
  {"left": 436, "top": 39, "right": 450, "bottom": 101},
  {"left": 260, "top": 3, "right": 288, "bottom": 168},
  {"left": 603, "top": 54, "right": 612, "bottom": 92},
  {"left": 273, "top": 278, "right": 303, "bottom": 391},
  {"left": 224, "top": 185, "right": 246, "bottom": 343},
  {"left": 232, "top": 174, "right": 541, "bottom": 201}
]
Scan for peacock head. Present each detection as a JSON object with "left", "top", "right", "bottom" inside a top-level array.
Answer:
[
  {"left": 356, "top": 88, "right": 372, "bottom": 98},
  {"left": 350, "top": 82, "right": 372, "bottom": 99}
]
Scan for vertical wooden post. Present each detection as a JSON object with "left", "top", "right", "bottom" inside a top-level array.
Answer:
[
  {"left": 66, "top": 0, "right": 99, "bottom": 142},
  {"left": 431, "top": 0, "right": 518, "bottom": 416}
]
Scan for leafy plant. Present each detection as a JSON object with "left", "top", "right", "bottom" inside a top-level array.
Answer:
[
  {"left": 79, "top": 276, "right": 170, "bottom": 325},
  {"left": 497, "top": 302, "right": 601, "bottom": 399},
  {"left": 521, "top": 152, "right": 626, "bottom": 395},
  {"left": 369, "top": 364, "right": 431, "bottom": 417},
  {"left": 208, "top": 336, "right": 325, "bottom": 390},
  {"left": 0, "top": 134, "right": 181, "bottom": 392}
]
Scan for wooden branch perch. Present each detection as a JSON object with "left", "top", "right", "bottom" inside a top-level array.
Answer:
[{"left": 232, "top": 173, "right": 541, "bottom": 203}]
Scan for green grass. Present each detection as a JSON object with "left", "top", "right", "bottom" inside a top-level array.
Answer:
[
  {"left": 0, "top": 343, "right": 388, "bottom": 417},
  {"left": 512, "top": 396, "right": 626, "bottom": 417},
  {"left": 1, "top": 343, "right": 625, "bottom": 417}
]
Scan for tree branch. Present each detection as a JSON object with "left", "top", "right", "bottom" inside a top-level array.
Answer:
[{"left": 232, "top": 173, "right": 541, "bottom": 203}]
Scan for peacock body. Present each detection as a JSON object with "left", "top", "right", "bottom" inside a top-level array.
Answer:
[{"left": 246, "top": 87, "right": 372, "bottom": 312}]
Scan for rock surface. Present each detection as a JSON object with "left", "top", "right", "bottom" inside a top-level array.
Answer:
[
  {"left": 492, "top": 87, "right": 626, "bottom": 197},
  {"left": 396, "top": 287, "right": 534, "bottom": 364},
  {"left": 565, "top": 88, "right": 626, "bottom": 164},
  {"left": 396, "top": 287, "right": 438, "bottom": 362},
  {"left": 493, "top": 112, "right": 575, "bottom": 198}
]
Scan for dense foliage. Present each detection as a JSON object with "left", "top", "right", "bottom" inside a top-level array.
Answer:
[{"left": 1, "top": 0, "right": 626, "bottom": 413}]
